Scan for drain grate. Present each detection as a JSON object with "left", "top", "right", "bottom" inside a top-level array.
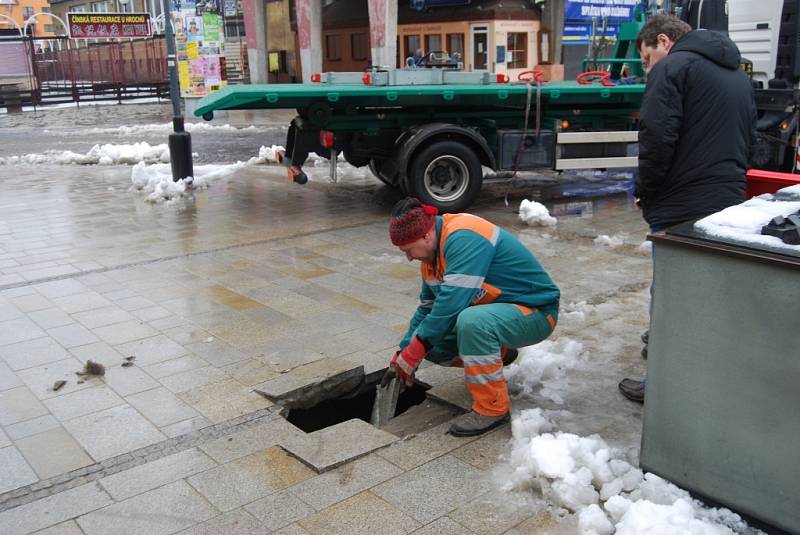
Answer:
[{"left": 286, "top": 381, "right": 428, "bottom": 433}]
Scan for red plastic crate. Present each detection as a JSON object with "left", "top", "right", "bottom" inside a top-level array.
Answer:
[{"left": 745, "top": 169, "right": 800, "bottom": 199}]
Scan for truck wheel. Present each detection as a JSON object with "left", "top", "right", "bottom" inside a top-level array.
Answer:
[
  {"left": 369, "top": 159, "right": 395, "bottom": 187},
  {"left": 408, "top": 140, "right": 482, "bottom": 212}
]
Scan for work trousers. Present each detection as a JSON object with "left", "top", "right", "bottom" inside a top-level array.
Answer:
[{"left": 425, "top": 303, "right": 557, "bottom": 416}]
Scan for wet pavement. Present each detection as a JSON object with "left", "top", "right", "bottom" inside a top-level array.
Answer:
[{"left": 0, "top": 102, "right": 652, "bottom": 534}]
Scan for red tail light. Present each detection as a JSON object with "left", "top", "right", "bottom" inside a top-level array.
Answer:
[
  {"left": 310, "top": 73, "right": 321, "bottom": 83},
  {"left": 496, "top": 73, "right": 509, "bottom": 83},
  {"left": 362, "top": 72, "right": 372, "bottom": 85},
  {"left": 319, "top": 130, "right": 334, "bottom": 149}
]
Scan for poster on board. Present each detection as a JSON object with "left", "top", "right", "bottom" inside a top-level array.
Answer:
[{"left": 172, "top": 0, "right": 226, "bottom": 98}]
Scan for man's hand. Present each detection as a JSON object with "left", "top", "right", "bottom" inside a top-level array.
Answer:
[{"left": 381, "top": 337, "right": 428, "bottom": 387}]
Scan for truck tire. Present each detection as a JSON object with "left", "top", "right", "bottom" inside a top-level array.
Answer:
[
  {"left": 407, "top": 140, "right": 482, "bottom": 212},
  {"left": 368, "top": 159, "right": 395, "bottom": 187}
]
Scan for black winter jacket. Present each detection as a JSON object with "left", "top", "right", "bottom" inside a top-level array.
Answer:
[{"left": 636, "top": 30, "right": 757, "bottom": 229}]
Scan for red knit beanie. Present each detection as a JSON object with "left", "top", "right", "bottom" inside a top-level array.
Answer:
[{"left": 389, "top": 199, "right": 438, "bottom": 246}]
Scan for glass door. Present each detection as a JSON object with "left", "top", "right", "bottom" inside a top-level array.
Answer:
[{"left": 471, "top": 25, "right": 488, "bottom": 71}]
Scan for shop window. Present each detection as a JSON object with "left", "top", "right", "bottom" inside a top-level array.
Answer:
[
  {"left": 447, "top": 33, "right": 464, "bottom": 57},
  {"left": 326, "top": 34, "right": 341, "bottom": 61},
  {"left": 507, "top": 32, "right": 528, "bottom": 69},
  {"left": 403, "top": 34, "right": 420, "bottom": 59},
  {"left": 90, "top": 1, "right": 111, "bottom": 12},
  {"left": 351, "top": 32, "right": 368, "bottom": 61},
  {"left": 425, "top": 34, "right": 441, "bottom": 53}
]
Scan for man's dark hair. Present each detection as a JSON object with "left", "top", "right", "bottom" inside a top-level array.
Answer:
[
  {"left": 391, "top": 197, "right": 422, "bottom": 218},
  {"left": 636, "top": 14, "right": 692, "bottom": 50}
]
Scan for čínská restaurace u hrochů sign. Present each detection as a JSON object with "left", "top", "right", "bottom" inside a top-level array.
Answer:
[{"left": 67, "top": 13, "right": 152, "bottom": 39}]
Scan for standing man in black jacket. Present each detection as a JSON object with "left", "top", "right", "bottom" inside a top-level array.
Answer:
[{"left": 618, "top": 14, "right": 757, "bottom": 402}]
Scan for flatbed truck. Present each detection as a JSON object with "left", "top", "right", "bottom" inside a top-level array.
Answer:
[{"left": 194, "top": 70, "right": 644, "bottom": 212}]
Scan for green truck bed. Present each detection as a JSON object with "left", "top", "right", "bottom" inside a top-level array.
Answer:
[{"left": 194, "top": 81, "right": 645, "bottom": 118}]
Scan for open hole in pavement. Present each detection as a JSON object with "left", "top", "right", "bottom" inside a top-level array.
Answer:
[{"left": 286, "top": 381, "right": 428, "bottom": 433}]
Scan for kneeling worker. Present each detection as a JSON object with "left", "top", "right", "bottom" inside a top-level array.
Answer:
[{"left": 382, "top": 198, "right": 560, "bottom": 436}]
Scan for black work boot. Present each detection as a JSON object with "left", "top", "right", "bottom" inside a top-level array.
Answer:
[
  {"left": 448, "top": 411, "right": 509, "bottom": 437},
  {"left": 618, "top": 378, "right": 645, "bottom": 403}
]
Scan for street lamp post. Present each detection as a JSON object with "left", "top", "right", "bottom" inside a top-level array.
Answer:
[{"left": 161, "top": 0, "right": 193, "bottom": 181}]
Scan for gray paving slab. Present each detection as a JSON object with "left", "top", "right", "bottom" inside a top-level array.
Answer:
[
  {"left": 5, "top": 414, "right": 61, "bottom": 440},
  {"left": 411, "top": 517, "right": 473, "bottom": 535},
  {"left": 0, "top": 445, "right": 38, "bottom": 494},
  {"left": 93, "top": 320, "right": 159, "bottom": 345},
  {"left": 115, "top": 334, "right": 190, "bottom": 366},
  {"left": 0, "top": 317, "right": 47, "bottom": 347},
  {"left": 177, "top": 378, "right": 272, "bottom": 424},
  {"left": 184, "top": 338, "right": 249, "bottom": 368},
  {"left": 199, "top": 416, "right": 303, "bottom": 463},
  {"left": 244, "top": 489, "right": 316, "bottom": 531},
  {"left": 372, "top": 455, "right": 493, "bottom": 524},
  {"left": 298, "top": 491, "right": 421, "bottom": 535},
  {"left": 52, "top": 292, "right": 114, "bottom": 314},
  {"left": 159, "top": 366, "right": 229, "bottom": 394},
  {"left": 187, "top": 446, "right": 315, "bottom": 511},
  {"left": 176, "top": 509, "right": 266, "bottom": 535},
  {"left": 32, "top": 280, "right": 88, "bottom": 300},
  {"left": 31, "top": 520, "right": 85, "bottom": 535},
  {"left": 0, "top": 386, "right": 49, "bottom": 426},
  {"left": 129, "top": 305, "right": 173, "bottom": 322},
  {"left": 14, "top": 426, "right": 94, "bottom": 479},
  {"left": 46, "top": 324, "right": 100, "bottom": 349},
  {"left": 27, "top": 308, "right": 75, "bottom": 330},
  {"left": 0, "top": 481, "right": 112, "bottom": 535},
  {"left": 0, "top": 426, "right": 11, "bottom": 448},
  {"left": 77, "top": 480, "right": 219, "bottom": 535},
  {"left": 72, "top": 306, "right": 135, "bottom": 329},
  {"left": 281, "top": 418, "right": 398, "bottom": 473},
  {"left": 253, "top": 358, "right": 363, "bottom": 408},
  {"left": 0, "top": 336, "right": 71, "bottom": 371},
  {"left": 9, "top": 293, "right": 52, "bottom": 313},
  {"left": 125, "top": 386, "right": 200, "bottom": 428},
  {"left": 141, "top": 354, "right": 208, "bottom": 379},
  {"left": 43, "top": 385, "right": 125, "bottom": 422},
  {"left": 0, "top": 360, "right": 22, "bottom": 391},
  {"left": 160, "top": 416, "right": 212, "bottom": 438},
  {"left": 377, "top": 421, "right": 478, "bottom": 471},
  {"left": 68, "top": 341, "right": 128, "bottom": 368},
  {"left": 15, "top": 357, "right": 95, "bottom": 400},
  {"left": 287, "top": 454, "right": 404, "bottom": 511},
  {"left": 428, "top": 379, "right": 473, "bottom": 411},
  {"left": 222, "top": 358, "right": 279, "bottom": 387},
  {"left": 63, "top": 404, "right": 165, "bottom": 461},
  {"left": 99, "top": 447, "right": 217, "bottom": 501},
  {"left": 102, "top": 363, "right": 161, "bottom": 397},
  {"left": 448, "top": 494, "right": 541, "bottom": 535},
  {"left": 450, "top": 425, "right": 512, "bottom": 470}
]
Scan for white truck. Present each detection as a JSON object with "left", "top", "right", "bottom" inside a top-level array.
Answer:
[{"left": 728, "top": 0, "right": 799, "bottom": 172}]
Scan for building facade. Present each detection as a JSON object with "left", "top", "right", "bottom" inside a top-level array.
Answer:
[{"left": 0, "top": 0, "right": 57, "bottom": 36}]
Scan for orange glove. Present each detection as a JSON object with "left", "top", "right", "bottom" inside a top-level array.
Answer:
[{"left": 382, "top": 336, "right": 428, "bottom": 386}]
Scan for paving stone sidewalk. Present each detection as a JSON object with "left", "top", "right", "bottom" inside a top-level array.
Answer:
[{"left": 0, "top": 158, "right": 650, "bottom": 533}]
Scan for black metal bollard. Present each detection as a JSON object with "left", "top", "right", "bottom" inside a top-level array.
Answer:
[{"left": 169, "top": 117, "right": 193, "bottom": 181}]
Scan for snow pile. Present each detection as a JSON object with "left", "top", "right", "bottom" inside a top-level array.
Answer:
[
  {"left": 502, "top": 408, "right": 749, "bottom": 534},
  {"left": 694, "top": 194, "right": 800, "bottom": 252},
  {"left": 635, "top": 240, "right": 652, "bottom": 255},
  {"left": 247, "top": 144, "right": 285, "bottom": 165},
  {"left": 74, "top": 123, "right": 267, "bottom": 136},
  {"left": 0, "top": 143, "right": 170, "bottom": 166},
  {"left": 774, "top": 183, "right": 800, "bottom": 201},
  {"left": 594, "top": 234, "right": 626, "bottom": 248},
  {"left": 504, "top": 338, "right": 582, "bottom": 403},
  {"left": 519, "top": 199, "right": 557, "bottom": 227},
  {"left": 130, "top": 161, "right": 245, "bottom": 203}
]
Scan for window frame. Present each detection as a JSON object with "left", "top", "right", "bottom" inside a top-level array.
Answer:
[
  {"left": 506, "top": 32, "right": 528, "bottom": 69},
  {"left": 325, "top": 33, "right": 341, "bottom": 61}
]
